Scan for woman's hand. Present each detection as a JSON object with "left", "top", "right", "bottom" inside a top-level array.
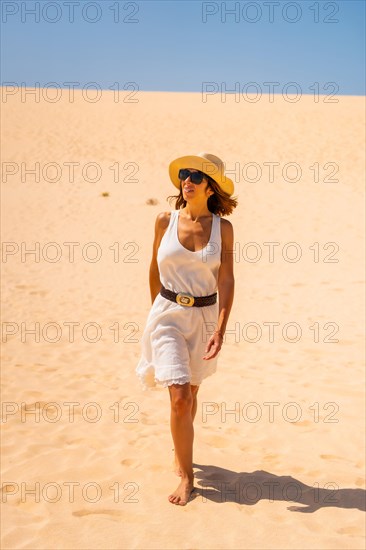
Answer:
[{"left": 202, "top": 331, "right": 224, "bottom": 360}]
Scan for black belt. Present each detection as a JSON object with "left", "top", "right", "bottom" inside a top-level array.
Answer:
[{"left": 159, "top": 285, "right": 217, "bottom": 307}]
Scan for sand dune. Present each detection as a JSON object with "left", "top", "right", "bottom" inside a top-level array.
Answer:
[{"left": 1, "top": 88, "right": 365, "bottom": 549}]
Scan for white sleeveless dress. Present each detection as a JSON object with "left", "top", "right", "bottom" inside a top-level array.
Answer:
[{"left": 135, "top": 209, "right": 221, "bottom": 390}]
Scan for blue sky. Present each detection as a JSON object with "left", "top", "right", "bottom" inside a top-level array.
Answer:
[{"left": 1, "top": 0, "right": 365, "bottom": 95}]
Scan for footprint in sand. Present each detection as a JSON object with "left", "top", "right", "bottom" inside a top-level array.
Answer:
[
  {"left": 320, "top": 454, "right": 351, "bottom": 462},
  {"left": 121, "top": 458, "right": 142, "bottom": 469},
  {"left": 336, "top": 526, "right": 362, "bottom": 536},
  {"left": 73, "top": 509, "right": 124, "bottom": 518},
  {"left": 205, "top": 435, "right": 230, "bottom": 448}
]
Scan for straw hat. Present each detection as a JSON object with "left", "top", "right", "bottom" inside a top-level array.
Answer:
[{"left": 169, "top": 152, "right": 234, "bottom": 196}]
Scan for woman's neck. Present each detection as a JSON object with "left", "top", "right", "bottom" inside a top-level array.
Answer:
[{"left": 182, "top": 205, "right": 211, "bottom": 223}]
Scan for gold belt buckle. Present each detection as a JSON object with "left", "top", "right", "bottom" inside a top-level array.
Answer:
[{"left": 176, "top": 292, "right": 195, "bottom": 307}]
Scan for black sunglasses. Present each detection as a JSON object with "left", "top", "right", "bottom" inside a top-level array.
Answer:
[{"left": 178, "top": 168, "right": 207, "bottom": 185}]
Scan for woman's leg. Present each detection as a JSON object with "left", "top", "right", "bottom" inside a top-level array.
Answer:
[
  {"left": 191, "top": 384, "right": 199, "bottom": 422},
  {"left": 173, "top": 385, "right": 200, "bottom": 475},
  {"left": 168, "top": 382, "right": 195, "bottom": 505}
]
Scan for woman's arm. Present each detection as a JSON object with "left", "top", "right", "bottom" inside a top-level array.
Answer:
[
  {"left": 202, "top": 218, "right": 235, "bottom": 360},
  {"left": 216, "top": 218, "right": 235, "bottom": 336},
  {"left": 149, "top": 212, "right": 170, "bottom": 304}
]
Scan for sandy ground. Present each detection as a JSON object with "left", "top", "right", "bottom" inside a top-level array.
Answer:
[{"left": 1, "top": 88, "right": 365, "bottom": 549}]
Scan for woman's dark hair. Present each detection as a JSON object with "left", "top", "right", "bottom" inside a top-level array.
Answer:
[{"left": 167, "top": 173, "right": 238, "bottom": 216}]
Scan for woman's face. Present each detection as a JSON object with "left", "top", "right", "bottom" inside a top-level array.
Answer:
[{"left": 180, "top": 168, "right": 213, "bottom": 201}]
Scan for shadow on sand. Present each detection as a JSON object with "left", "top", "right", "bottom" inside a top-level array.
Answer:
[{"left": 192, "top": 463, "right": 366, "bottom": 512}]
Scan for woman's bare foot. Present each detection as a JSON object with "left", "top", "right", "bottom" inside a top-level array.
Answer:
[{"left": 168, "top": 477, "right": 195, "bottom": 506}]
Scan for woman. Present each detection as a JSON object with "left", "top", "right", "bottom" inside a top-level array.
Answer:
[{"left": 136, "top": 152, "right": 238, "bottom": 506}]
